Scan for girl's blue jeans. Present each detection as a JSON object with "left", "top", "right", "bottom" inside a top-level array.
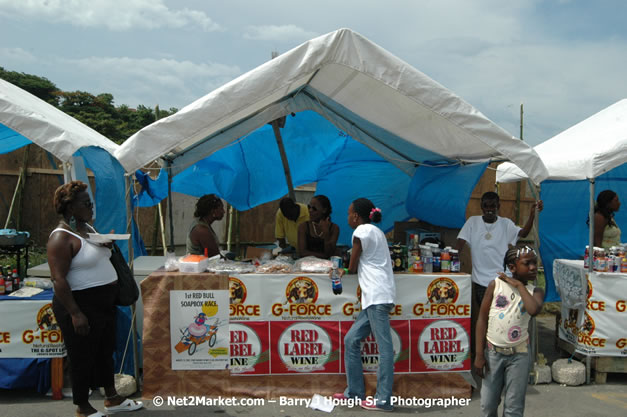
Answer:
[
  {"left": 343, "top": 303, "right": 394, "bottom": 410},
  {"left": 480, "top": 347, "right": 530, "bottom": 417}
]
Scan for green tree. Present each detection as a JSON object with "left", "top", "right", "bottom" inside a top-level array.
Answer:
[
  {"left": 0, "top": 66, "right": 59, "bottom": 106},
  {"left": 2, "top": 67, "right": 178, "bottom": 143}
]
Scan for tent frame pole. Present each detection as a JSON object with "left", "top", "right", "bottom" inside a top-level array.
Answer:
[
  {"left": 125, "top": 174, "right": 141, "bottom": 391},
  {"left": 585, "top": 178, "right": 595, "bottom": 384},
  {"left": 166, "top": 159, "right": 175, "bottom": 252},
  {"left": 271, "top": 117, "right": 295, "bottom": 201}
]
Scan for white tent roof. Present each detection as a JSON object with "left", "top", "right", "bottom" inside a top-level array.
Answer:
[
  {"left": 116, "top": 28, "right": 548, "bottom": 184},
  {"left": 0, "top": 78, "right": 119, "bottom": 161},
  {"left": 497, "top": 99, "right": 627, "bottom": 183}
]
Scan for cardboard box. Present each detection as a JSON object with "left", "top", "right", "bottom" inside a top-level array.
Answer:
[{"left": 245, "top": 246, "right": 272, "bottom": 260}]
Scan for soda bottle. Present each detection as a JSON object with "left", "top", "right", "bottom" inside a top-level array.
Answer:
[
  {"left": 451, "top": 249, "right": 460, "bottom": 273},
  {"left": 431, "top": 244, "right": 441, "bottom": 273},
  {"left": 422, "top": 245, "right": 433, "bottom": 273},
  {"left": 330, "top": 256, "right": 343, "bottom": 295},
  {"left": 331, "top": 268, "right": 343, "bottom": 295},
  {"left": 4, "top": 267, "right": 12, "bottom": 295},
  {"left": 0, "top": 270, "right": 5, "bottom": 295},
  {"left": 441, "top": 248, "right": 451, "bottom": 273},
  {"left": 12, "top": 269, "right": 19, "bottom": 290}
]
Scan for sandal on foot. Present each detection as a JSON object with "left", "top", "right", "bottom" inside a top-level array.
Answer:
[{"left": 103, "top": 398, "right": 143, "bottom": 413}]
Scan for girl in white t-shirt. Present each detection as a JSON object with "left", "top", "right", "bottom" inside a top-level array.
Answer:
[{"left": 333, "top": 198, "right": 396, "bottom": 411}]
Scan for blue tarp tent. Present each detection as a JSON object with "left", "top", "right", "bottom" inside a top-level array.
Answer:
[
  {"left": 497, "top": 99, "right": 627, "bottom": 301},
  {"left": 118, "top": 29, "right": 547, "bottom": 240}
]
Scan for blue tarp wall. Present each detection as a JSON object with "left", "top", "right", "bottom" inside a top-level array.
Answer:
[
  {"left": 539, "top": 164, "right": 627, "bottom": 301},
  {"left": 135, "top": 111, "right": 487, "bottom": 246}
]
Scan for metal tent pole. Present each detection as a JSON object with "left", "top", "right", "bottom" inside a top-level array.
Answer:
[
  {"left": 585, "top": 178, "right": 595, "bottom": 384},
  {"left": 125, "top": 174, "right": 140, "bottom": 391},
  {"left": 167, "top": 160, "right": 175, "bottom": 252}
]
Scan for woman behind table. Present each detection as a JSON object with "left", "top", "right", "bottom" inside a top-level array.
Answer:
[
  {"left": 592, "top": 190, "right": 621, "bottom": 249},
  {"left": 187, "top": 194, "right": 225, "bottom": 257},
  {"left": 297, "top": 195, "right": 340, "bottom": 259},
  {"left": 333, "top": 198, "right": 396, "bottom": 411},
  {"left": 47, "top": 181, "right": 142, "bottom": 417}
]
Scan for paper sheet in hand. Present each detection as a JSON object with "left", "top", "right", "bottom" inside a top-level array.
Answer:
[{"left": 87, "top": 233, "right": 131, "bottom": 244}]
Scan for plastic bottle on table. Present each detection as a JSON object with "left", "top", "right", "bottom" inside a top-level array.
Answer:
[
  {"left": 584, "top": 245, "right": 590, "bottom": 269},
  {"left": 4, "top": 267, "right": 12, "bottom": 294},
  {"left": 422, "top": 245, "right": 433, "bottom": 273},
  {"left": 441, "top": 247, "right": 451, "bottom": 273},
  {"left": 432, "top": 245, "right": 441, "bottom": 273},
  {"left": 450, "top": 249, "right": 460, "bottom": 272},
  {"left": 12, "top": 269, "right": 19, "bottom": 290},
  {"left": 407, "top": 235, "right": 415, "bottom": 272},
  {"left": 0, "top": 270, "right": 5, "bottom": 295},
  {"left": 330, "top": 256, "right": 343, "bottom": 295}
]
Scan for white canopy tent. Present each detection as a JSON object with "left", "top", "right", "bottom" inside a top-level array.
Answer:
[
  {"left": 0, "top": 78, "right": 119, "bottom": 163},
  {"left": 496, "top": 99, "right": 627, "bottom": 385},
  {"left": 496, "top": 99, "right": 627, "bottom": 298},
  {"left": 115, "top": 28, "right": 548, "bottom": 184},
  {"left": 497, "top": 99, "right": 627, "bottom": 182},
  {"left": 0, "top": 78, "right": 140, "bottom": 382}
]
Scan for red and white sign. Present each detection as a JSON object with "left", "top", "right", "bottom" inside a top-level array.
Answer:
[
  {"left": 229, "top": 322, "right": 270, "bottom": 375},
  {"left": 271, "top": 321, "right": 341, "bottom": 374}
]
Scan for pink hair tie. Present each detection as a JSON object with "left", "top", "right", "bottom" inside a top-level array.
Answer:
[{"left": 369, "top": 207, "right": 381, "bottom": 219}]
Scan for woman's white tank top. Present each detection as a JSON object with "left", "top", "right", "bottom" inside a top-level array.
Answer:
[{"left": 49, "top": 228, "right": 117, "bottom": 291}]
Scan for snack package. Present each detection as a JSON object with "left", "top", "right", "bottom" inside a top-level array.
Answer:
[
  {"left": 293, "top": 256, "right": 333, "bottom": 273},
  {"left": 255, "top": 259, "right": 293, "bottom": 274},
  {"left": 206, "top": 259, "right": 256, "bottom": 274}
]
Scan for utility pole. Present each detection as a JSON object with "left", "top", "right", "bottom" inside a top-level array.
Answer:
[{"left": 515, "top": 103, "right": 523, "bottom": 224}]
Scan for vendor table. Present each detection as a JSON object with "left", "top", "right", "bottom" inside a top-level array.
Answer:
[
  {"left": 141, "top": 270, "right": 472, "bottom": 400},
  {"left": 28, "top": 255, "right": 166, "bottom": 339},
  {"left": 0, "top": 290, "right": 65, "bottom": 397},
  {"left": 554, "top": 259, "right": 627, "bottom": 382}
]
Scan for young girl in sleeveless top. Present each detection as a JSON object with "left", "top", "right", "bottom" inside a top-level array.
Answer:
[{"left": 475, "top": 244, "right": 544, "bottom": 417}]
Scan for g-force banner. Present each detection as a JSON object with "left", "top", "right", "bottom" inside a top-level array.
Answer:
[
  {"left": 229, "top": 274, "right": 471, "bottom": 321},
  {"left": 557, "top": 265, "right": 627, "bottom": 356},
  {"left": 224, "top": 273, "right": 471, "bottom": 375},
  {"left": 0, "top": 301, "right": 66, "bottom": 358}
]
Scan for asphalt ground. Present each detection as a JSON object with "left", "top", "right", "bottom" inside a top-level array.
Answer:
[{"left": 3, "top": 314, "right": 627, "bottom": 416}]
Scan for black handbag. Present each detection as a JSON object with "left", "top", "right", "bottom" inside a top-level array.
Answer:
[{"left": 110, "top": 242, "right": 139, "bottom": 306}]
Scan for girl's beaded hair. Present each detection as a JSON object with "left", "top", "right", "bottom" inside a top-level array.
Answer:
[
  {"left": 352, "top": 198, "right": 382, "bottom": 223},
  {"left": 503, "top": 244, "right": 537, "bottom": 270}
]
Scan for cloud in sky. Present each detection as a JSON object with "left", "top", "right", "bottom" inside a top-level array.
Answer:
[
  {"left": 0, "top": 47, "right": 36, "bottom": 64},
  {"left": 0, "top": 0, "right": 221, "bottom": 31},
  {"left": 1, "top": 0, "right": 626, "bottom": 145},
  {"left": 243, "top": 25, "right": 318, "bottom": 42},
  {"left": 60, "top": 56, "right": 241, "bottom": 108}
]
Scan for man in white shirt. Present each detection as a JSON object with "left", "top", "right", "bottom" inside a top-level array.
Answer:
[{"left": 456, "top": 192, "right": 543, "bottom": 305}]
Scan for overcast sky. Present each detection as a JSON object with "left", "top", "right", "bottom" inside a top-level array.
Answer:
[{"left": 1, "top": 0, "right": 626, "bottom": 146}]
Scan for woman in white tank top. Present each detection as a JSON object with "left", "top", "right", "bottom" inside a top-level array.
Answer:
[{"left": 48, "top": 181, "right": 142, "bottom": 417}]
